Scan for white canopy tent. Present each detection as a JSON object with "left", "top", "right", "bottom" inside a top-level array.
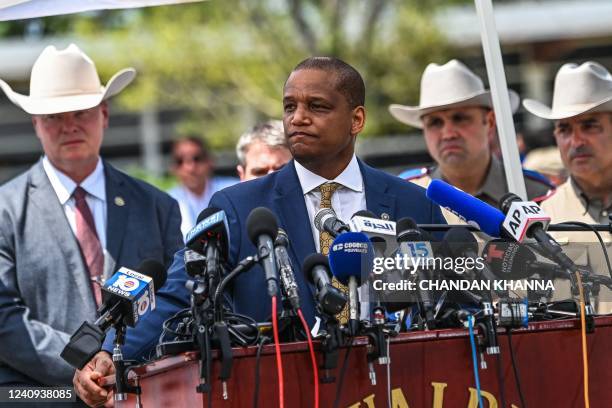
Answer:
[{"left": 0, "top": 0, "right": 205, "bottom": 21}]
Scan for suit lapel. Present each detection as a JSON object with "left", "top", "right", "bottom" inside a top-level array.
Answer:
[
  {"left": 273, "top": 162, "right": 317, "bottom": 274},
  {"left": 359, "top": 159, "right": 395, "bottom": 219},
  {"left": 28, "top": 161, "right": 96, "bottom": 309},
  {"left": 104, "top": 162, "right": 129, "bottom": 274}
]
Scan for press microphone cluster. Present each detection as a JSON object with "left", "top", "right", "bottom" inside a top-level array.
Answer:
[{"left": 61, "top": 259, "right": 167, "bottom": 369}]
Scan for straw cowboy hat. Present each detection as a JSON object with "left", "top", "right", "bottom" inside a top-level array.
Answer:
[
  {"left": 0, "top": 43, "right": 135, "bottom": 115},
  {"left": 389, "top": 59, "right": 519, "bottom": 129},
  {"left": 523, "top": 61, "right": 612, "bottom": 120}
]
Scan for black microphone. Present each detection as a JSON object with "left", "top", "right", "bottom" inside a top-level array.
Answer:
[
  {"left": 499, "top": 193, "right": 579, "bottom": 274},
  {"left": 274, "top": 228, "right": 300, "bottom": 310},
  {"left": 246, "top": 207, "right": 279, "bottom": 297},
  {"left": 303, "top": 253, "right": 347, "bottom": 316},
  {"left": 184, "top": 249, "right": 207, "bottom": 277},
  {"left": 396, "top": 217, "right": 437, "bottom": 329},
  {"left": 186, "top": 207, "right": 230, "bottom": 261},
  {"left": 61, "top": 259, "right": 167, "bottom": 369},
  {"left": 314, "top": 208, "right": 350, "bottom": 238},
  {"left": 442, "top": 228, "right": 500, "bottom": 354},
  {"left": 443, "top": 227, "right": 503, "bottom": 299}
]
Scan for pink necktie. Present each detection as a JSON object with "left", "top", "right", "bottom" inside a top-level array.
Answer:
[{"left": 73, "top": 186, "right": 104, "bottom": 306}]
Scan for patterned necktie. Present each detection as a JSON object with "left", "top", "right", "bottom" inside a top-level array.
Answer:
[
  {"left": 73, "top": 186, "right": 104, "bottom": 306},
  {"left": 317, "top": 182, "right": 349, "bottom": 324}
]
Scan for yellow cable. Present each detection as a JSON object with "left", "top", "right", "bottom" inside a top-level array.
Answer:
[{"left": 575, "top": 272, "right": 590, "bottom": 408}]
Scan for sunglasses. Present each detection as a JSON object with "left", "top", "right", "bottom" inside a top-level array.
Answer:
[{"left": 173, "top": 154, "right": 206, "bottom": 166}]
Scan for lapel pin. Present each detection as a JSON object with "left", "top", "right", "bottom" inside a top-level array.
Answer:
[
  {"left": 114, "top": 196, "right": 125, "bottom": 207},
  {"left": 381, "top": 212, "right": 390, "bottom": 220}
]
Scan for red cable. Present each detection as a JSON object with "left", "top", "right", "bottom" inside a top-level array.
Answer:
[
  {"left": 297, "top": 308, "right": 319, "bottom": 408},
  {"left": 271, "top": 296, "right": 284, "bottom": 408}
]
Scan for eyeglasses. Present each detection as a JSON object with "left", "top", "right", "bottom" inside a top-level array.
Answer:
[{"left": 173, "top": 154, "right": 205, "bottom": 166}]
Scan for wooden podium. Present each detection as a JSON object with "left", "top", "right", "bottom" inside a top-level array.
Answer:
[{"left": 111, "top": 316, "right": 612, "bottom": 407}]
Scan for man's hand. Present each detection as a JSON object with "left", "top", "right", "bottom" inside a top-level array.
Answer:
[{"left": 73, "top": 351, "right": 115, "bottom": 407}]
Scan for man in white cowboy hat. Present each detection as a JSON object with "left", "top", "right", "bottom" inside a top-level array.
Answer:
[
  {"left": 523, "top": 61, "right": 612, "bottom": 313},
  {"left": 389, "top": 60, "right": 553, "bottom": 213},
  {"left": 0, "top": 44, "right": 183, "bottom": 386}
]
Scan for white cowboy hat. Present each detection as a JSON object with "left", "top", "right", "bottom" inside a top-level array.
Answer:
[
  {"left": 523, "top": 61, "right": 612, "bottom": 120},
  {"left": 0, "top": 43, "right": 135, "bottom": 115},
  {"left": 389, "top": 59, "right": 519, "bottom": 129}
]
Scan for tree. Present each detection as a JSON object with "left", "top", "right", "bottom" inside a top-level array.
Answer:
[{"left": 3, "top": 1, "right": 464, "bottom": 147}]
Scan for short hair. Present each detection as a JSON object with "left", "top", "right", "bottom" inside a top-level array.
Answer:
[
  {"left": 172, "top": 135, "right": 210, "bottom": 160},
  {"left": 236, "top": 120, "right": 288, "bottom": 166},
  {"left": 290, "top": 57, "right": 365, "bottom": 109}
]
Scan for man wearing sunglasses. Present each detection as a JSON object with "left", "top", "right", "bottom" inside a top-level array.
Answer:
[{"left": 169, "top": 137, "right": 238, "bottom": 239}]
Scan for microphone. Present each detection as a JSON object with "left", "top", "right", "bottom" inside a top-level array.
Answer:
[
  {"left": 499, "top": 193, "right": 578, "bottom": 274},
  {"left": 443, "top": 227, "right": 502, "bottom": 300},
  {"left": 443, "top": 228, "right": 500, "bottom": 354},
  {"left": 186, "top": 207, "right": 230, "bottom": 256},
  {"left": 246, "top": 207, "right": 279, "bottom": 297},
  {"left": 303, "top": 253, "right": 347, "bottom": 316},
  {"left": 396, "top": 217, "right": 437, "bottom": 329},
  {"left": 328, "top": 232, "right": 374, "bottom": 334},
  {"left": 61, "top": 260, "right": 167, "bottom": 369},
  {"left": 314, "top": 208, "right": 350, "bottom": 238},
  {"left": 426, "top": 179, "right": 506, "bottom": 237},
  {"left": 350, "top": 210, "right": 397, "bottom": 254},
  {"left": 274, "top": 228, "right": 300, "bottom": 310},
  {"left": 483, "top": 238, "right": 583, "bottom": 282},
  {"left": 184, "top": 249, "right": 207, "bottom": 277}
]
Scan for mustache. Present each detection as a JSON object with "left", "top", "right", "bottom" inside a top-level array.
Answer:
[
  {"left": 568, "top": 146, "right": 593, "bottom": 159},
  {"left": 438, "top": 140, "right": 465, "bottom": 150}
]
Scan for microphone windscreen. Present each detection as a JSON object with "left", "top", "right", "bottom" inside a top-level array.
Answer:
[
  {"left": 352, "top": 210, "right": 376, "bottom": 219},
  {"left": 443, "top": 227, "right": 478, "bottom": 258},
  {"left": 328, "top": 232, "right": 374, "bottom": 285},
  {"left": 426, "top": 179, "right": 505, "bottom": 237},
  {"left": 246, "top": 207, "right": 279, "bottom": 244},
  {"left": 196, "top": 207, "right": 222, "bottom": 224},
  {"left": 483, "top": 239, "right": 536, "bottom": 280},
  {"left": 137, "top": 259, "right": 167, "bottom": 291},
  {"left": 303, "top": 253, "right": 329, "bottom": 284}
]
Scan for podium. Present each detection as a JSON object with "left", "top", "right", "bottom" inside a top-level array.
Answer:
[{"left": 111, "top": 316, "right": 612, "bottom": 407}]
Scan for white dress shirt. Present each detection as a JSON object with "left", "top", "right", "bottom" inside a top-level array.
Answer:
[
  {"left": 294, "top": 154, "right": 370, "bottom": 319},
  {"left": 294, "top": 154, "right": 367, "bottom": 251},
  {"left": 42, "top": 156, "right": 107, "bottom": 249}
]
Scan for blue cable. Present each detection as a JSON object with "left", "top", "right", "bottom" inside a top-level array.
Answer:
[{"left": 468, "top": 315, "right": 484, "bottom": 408}]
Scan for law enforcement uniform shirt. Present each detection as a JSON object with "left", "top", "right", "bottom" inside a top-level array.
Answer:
[{"left": 541, "top": 178, "right": 612, "bottom": 313}]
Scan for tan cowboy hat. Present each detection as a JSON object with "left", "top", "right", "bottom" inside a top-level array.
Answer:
[
  {"left": 523, "top": 61, "right": 612, "bottom": 120},
  {"left": 389, "top": 59, "right": 519, "bottom": 129},
  {"left": 0, "top": 43, "right": 135, "bottom": 115}
]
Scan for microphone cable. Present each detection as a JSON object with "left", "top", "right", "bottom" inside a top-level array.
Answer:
[
  {"left": 252, "top": 336, "right": 269, "bottom": 408},
  {"left": 333, "top": 337, "right": 355, "bottom": 408},
  {"left": 271, "top": 296, "right": 285, "bottom": 408},
  {"left": 297, "top": 309, "right": 319, "bottom": 408},
  {"left": 385, "top": 337, "right": 392, "bottom": 408},
  {"left": 507, "top": 304, "right": 527, "bottom": 408},
  {"left": 557, "top": 221, "right": 612, "bottom": 279},
  {"left": 468, "top": 315, "right": 484, "bottom": 408},
  {"left": 575, "top": 272, "right": 591, "bottom": 408}
]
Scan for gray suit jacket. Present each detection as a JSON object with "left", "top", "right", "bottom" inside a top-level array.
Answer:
[{"left": 0, "top": 160, "right": 182, "bottom": 385}]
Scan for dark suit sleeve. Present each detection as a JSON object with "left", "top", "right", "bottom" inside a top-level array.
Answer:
[
  {"left": 0, "top": 227, "right": 74, "bottom": 385},
  {"left": 102, "top": 248, "right": 191, "bottom": 360},
  {"left": 160, "top": 198, "right": 184, "bottom": 268},
  {"left": 102, "top": 190, "right": 243, "bottom": 360}
]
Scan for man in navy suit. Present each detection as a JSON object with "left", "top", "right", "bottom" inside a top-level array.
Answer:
[{"left": 75, "top": 57, "right": 445, "bottom": 406}]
